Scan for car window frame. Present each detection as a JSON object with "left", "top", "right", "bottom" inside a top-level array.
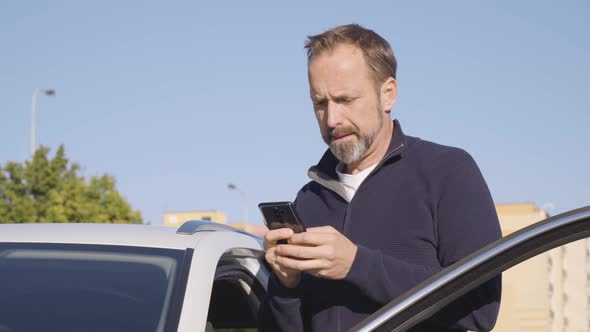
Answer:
[
  {"left": 214, "top": 247, "right": 269, "bottom": 302},
  {"left": 198, "top": 246, "right": 268, "bottom": 330},
  {"left": 177, "top": 231, "right": 266, "bottom": 331}
]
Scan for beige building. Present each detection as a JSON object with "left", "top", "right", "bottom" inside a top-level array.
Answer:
[{"left": 494, "top": 203, "right": 590, "bottom": 332}]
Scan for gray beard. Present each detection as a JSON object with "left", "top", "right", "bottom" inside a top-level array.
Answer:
[
  {"left": 329, "top": 134, "right": 372, "bottom": 165},
  {"left": 327, "top": 117, "right": 383, "bottom": 165},
  {"left": 323, "top": 103, "right": 384, "bottom": 165}
]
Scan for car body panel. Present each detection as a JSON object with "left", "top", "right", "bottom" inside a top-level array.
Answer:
[{"left": 0, "top": 223, "right": 198, "bottom": 250}]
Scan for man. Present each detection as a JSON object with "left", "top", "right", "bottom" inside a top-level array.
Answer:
[{"left": 259, "top": 24, "right": 501, "bottom": 332}]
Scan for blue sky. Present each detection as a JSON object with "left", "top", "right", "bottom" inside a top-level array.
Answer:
[{"left": 1, "top": 1, "right": 588, "bottom": 225}]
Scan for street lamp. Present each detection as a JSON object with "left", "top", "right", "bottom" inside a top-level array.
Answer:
[
  {"left": 31, "top": 88, "right": 56, "bottom": 157},
  {"left": 227, "top": 183, "right": 249, "bottom": 222}
]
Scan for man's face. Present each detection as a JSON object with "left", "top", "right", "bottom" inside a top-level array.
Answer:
[{"left": 308, "top": 44, "right": 387, "bottom": 165}]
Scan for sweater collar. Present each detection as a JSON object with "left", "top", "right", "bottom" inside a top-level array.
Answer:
[{"left": 309, "top": 119, "right": 407, "bottom": 180}]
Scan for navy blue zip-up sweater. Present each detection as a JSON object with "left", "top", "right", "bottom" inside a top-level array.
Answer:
[{"left": 259, "top": 120, "right": 502, "bottom": 332}]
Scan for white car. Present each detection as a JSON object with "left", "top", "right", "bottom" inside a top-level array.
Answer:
[
  {"left": 1, "top": 205, "right": 589, "bottom": 332},
  {"left": 0, "top": 221, "right": 269, "bottom": 332}
]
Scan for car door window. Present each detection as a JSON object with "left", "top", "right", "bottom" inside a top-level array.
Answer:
[{"left": 494, "top": 238, "right": 590, "bottom": 331}]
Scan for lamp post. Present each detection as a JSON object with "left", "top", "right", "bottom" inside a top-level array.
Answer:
[
  {"left": 31, "top": 88, "right": 56, "bottom": 157},
  {"left": 227, "top": 183, "right": 249, "bottom": 223}
]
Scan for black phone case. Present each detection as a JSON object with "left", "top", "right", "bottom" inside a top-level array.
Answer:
[{"left": 258, "top": 201, "right": 306, "bottom": 233}]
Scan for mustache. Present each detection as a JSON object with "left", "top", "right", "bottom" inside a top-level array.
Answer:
[{"left": 328, "top": 127, "right": 358, "bottom": 141}]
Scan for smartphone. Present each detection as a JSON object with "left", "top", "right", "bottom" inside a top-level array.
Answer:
[{"left": 258, "top": 201, "right": 306, "bottom": 234}]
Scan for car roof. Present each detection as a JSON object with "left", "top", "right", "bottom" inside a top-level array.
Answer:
[{"left": 0, "top": 222, "right": 260, "bottom": 250}]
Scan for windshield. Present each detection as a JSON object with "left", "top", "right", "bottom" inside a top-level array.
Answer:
[{"left": 0, "top": 243, "right": 188, "bottom": 332}]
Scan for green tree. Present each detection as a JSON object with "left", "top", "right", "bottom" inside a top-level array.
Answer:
[{"left": 0, "top": 145, "right": 142, "bottom": 224}]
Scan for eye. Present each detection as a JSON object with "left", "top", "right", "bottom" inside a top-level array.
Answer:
[{"left": 335, "top": 97, "right": 355, "bottom": 105}]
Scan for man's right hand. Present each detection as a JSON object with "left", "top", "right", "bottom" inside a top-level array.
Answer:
[{"left": 264, "top": 228, "right": 302, "bottom": 288}]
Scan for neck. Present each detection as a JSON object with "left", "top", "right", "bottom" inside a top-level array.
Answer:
[{"left": 344, "top": 120, "right": 394, "bottom": 174}]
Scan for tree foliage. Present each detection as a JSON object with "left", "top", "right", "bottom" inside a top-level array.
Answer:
[{"left": 0, "top": 145, "right": 142, "bottom": 224}]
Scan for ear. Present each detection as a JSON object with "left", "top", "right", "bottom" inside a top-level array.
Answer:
[{"left": 380, "top": 78, "right": 398, "bottom": 114}]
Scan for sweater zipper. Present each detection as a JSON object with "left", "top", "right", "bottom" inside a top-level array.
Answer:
[
  {"left": 307, "top": 143, "right": 405, "bottom": 231},
  {"left": 354, "top": 143, "right": 404, "bottom": 194},
  {"left": 341, "top": 143, "right": 404, "bottom": 236},
  {"left": 310, "top": 143, "right": 403, "bottom": 332},
  {"left": 337, "top": 144, "right": 404, "bottom": 332}
]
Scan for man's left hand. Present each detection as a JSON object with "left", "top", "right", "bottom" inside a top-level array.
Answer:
[{"left": 274, "top": 226, "right": 358, "bottom": 280}]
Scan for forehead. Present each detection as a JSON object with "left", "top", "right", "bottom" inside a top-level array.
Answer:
[{"left": 308, "top": 44, "right": 372, "bottom": 94}]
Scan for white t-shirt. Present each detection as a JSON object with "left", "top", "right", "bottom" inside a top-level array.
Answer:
[{"left": 336, "top": 163, "right": 378, "bottom": 202}]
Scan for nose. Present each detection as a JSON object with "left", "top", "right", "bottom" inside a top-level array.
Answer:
[{"left": 325, "top": 101, "right": 344, "bottom": 129}]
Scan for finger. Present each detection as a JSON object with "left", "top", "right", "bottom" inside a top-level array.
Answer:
[
  {"left": 274, "top": 262, "right": 297, "bottom": 275},
  {"left": 276, "top": 256, "right": 328, "bottom": 271},
  {"left": 306, "top": 226, "right": 336, "bottom": 233},
  {"left": 266, "top": 249, "right": 297, "bottom": 274},
  {"left": 290, "top": 231, "right": 336, "bottom": 246},
  {"left": 265, "top": 248, "right": 277, "bottom": 264},
  {"left": 276, "top": 244, "right": 324, "bottom": 260},
  {"left": 265, "top": 228, "right": 295, "bottom": 243}
]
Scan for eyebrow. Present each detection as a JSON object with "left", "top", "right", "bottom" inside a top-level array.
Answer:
[
  {"left": 310, "top": 92, "right": 357, "bottom": 102},
  {"left": 310, "top": 94, "right": 326, "bottom": 101}
]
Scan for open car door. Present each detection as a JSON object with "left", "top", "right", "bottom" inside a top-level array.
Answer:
[{"left": 350, "top": 205, "right": 590, "bottom": 332}]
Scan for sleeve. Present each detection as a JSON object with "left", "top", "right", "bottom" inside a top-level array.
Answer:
[
  {"left": 343, "top": 150, "right": 502, "bottom": 331},
  {"left": 258, "top": 274, "right": 305, "bottom": 332},
  {"left": 258, "top": 195, "right": 307, "bottom": 332}
]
